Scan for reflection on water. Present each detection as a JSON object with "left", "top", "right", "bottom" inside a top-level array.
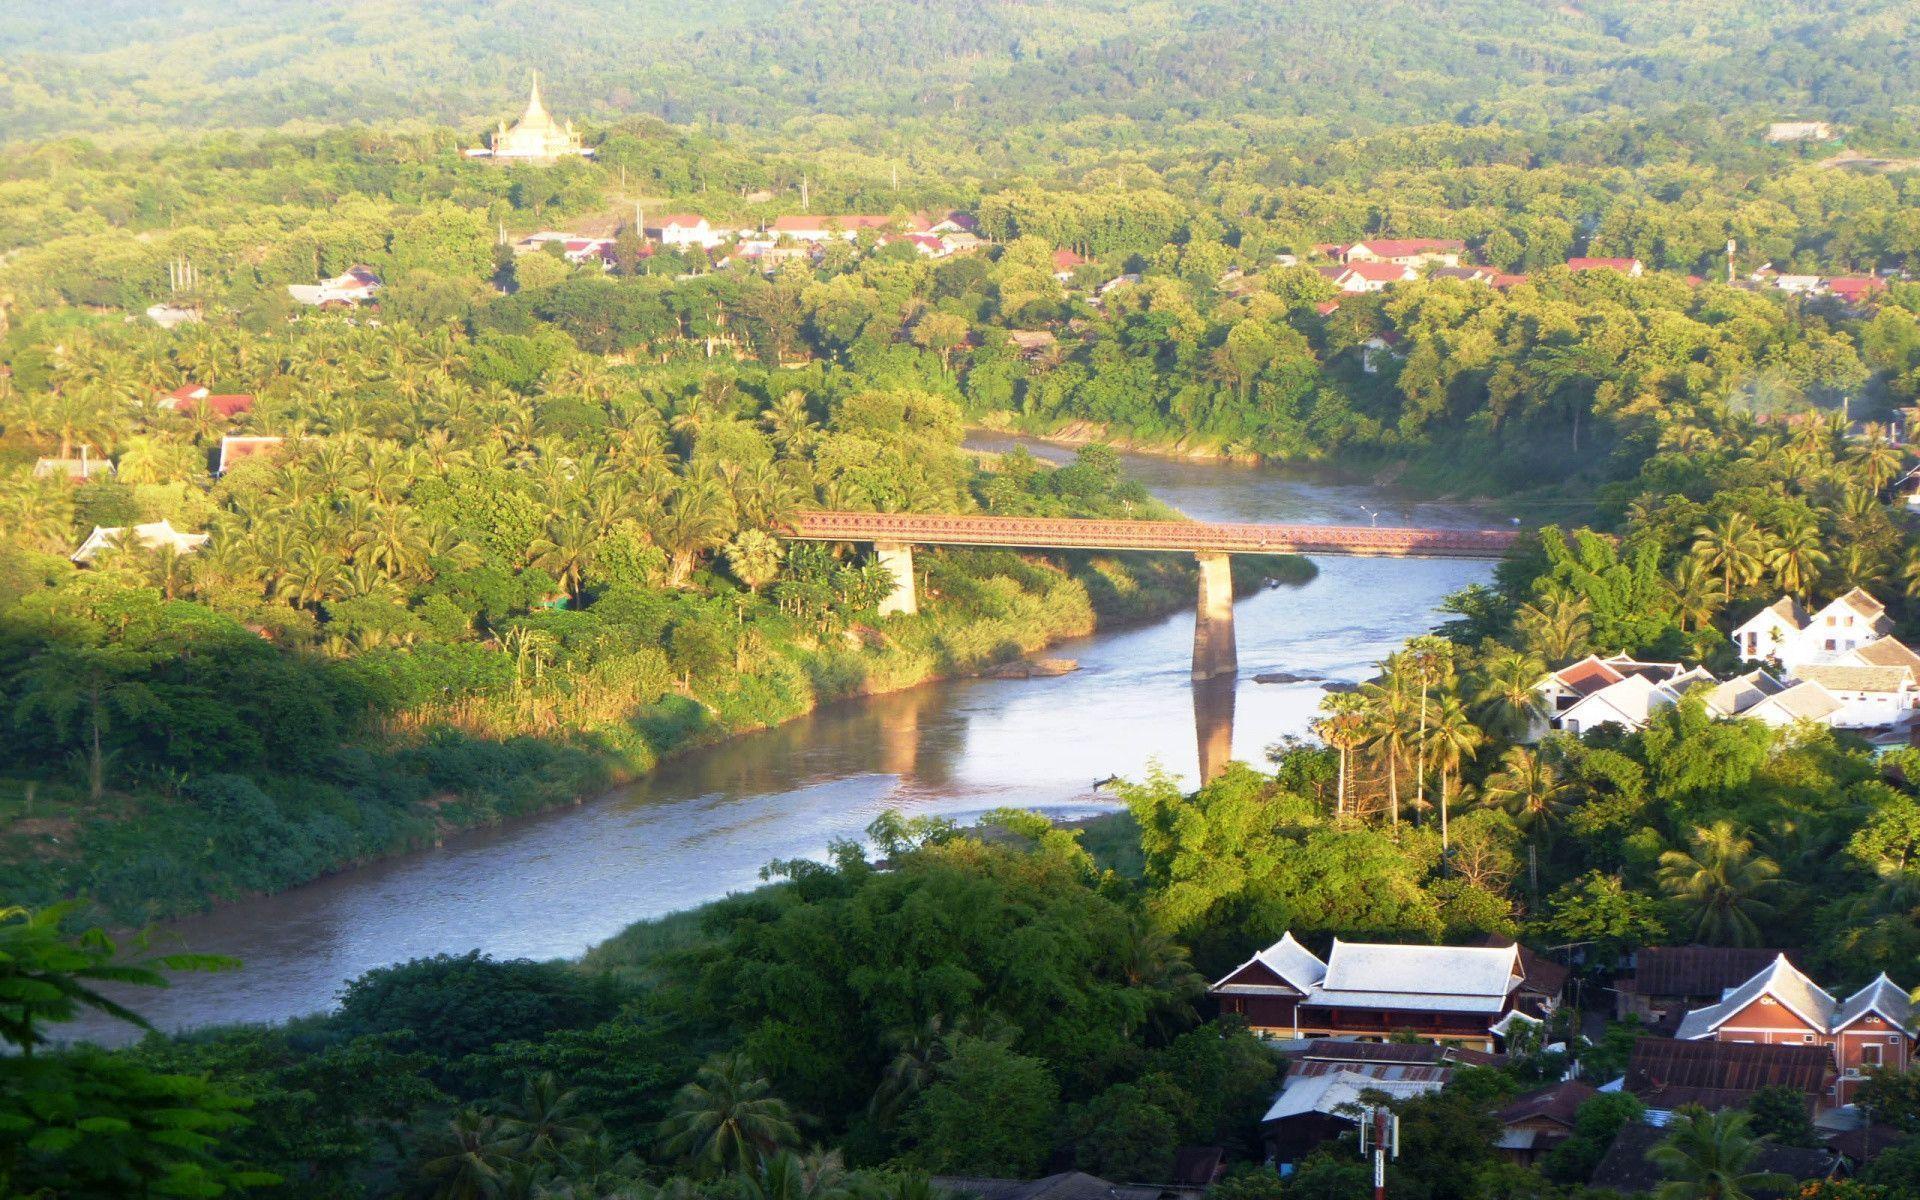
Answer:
[
  {"left": 1193, "top": 674, "right": 1237, "bottom": 783},
  {"left": 65, "top": 437, "right": 1497, "bottom": 1042}
]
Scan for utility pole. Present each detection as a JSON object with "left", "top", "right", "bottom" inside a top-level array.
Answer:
[
  {"left": 1372, "top": 1106, "right": 1388, "bottom": 1200},
  {"left": 1727, "top": 238, "right": 1736, "bottom": 285},
  {"left": 891, "top": 161, "right": 899, "bottom": 191},
  {"left": 800, "top": 173, "right": 810, "bottom": 213}
]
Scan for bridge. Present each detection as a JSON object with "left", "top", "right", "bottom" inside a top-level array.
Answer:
[{"left": 781, "top": 511, "right": 1519, "bottom": 679}]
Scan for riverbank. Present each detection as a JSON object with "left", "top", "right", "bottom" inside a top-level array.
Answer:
[{"left": 1, "top": 546, "right": 1309, "bottom": 927}]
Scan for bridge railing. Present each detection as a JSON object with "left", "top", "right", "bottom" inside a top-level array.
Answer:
[{"left": 781, "top": 510, "right": 1519, "bottom": 558}]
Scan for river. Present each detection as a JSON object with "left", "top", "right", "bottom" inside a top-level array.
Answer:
[{"left": 72, "top": 437, "right": 1499, "bottom": 1042}]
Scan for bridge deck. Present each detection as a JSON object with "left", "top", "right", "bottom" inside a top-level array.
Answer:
[{"left": 783, "top": 511, "right": 1519, "bottom": 559}]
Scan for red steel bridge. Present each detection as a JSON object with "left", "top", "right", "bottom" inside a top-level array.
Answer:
[
  {"left": 781, "top": 510, "right": 1519, "bottom": 680},
  {"left": 782, "top": 510, "right": 1521, "bottom": 559}
]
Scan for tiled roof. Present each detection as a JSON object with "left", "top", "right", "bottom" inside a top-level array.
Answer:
[
  {"left": 1832, "top": 973, "right": 1914, "bottom": 1033},
  {"left": 1624, "top": 1038, "right": 1833, "bottom": 1111},
  {"left": 1496, "top": 1080, "right": 1596, "bottom": 1129},
  {"left": 1793, "top": 664, "right": 1915, "bottom": 694},
  {"left": 1348, "top": 238, "right": 1464, "bottom": 257},
  {"left": 1551, "top": 655, "right": 1628, "bottom": 696},
  {"left": 1848, "top": 637, "right": 1920, "bottom": 673},
  {"left": 1833, "top": 586, "right": 1888, "bottom": 618},
  {"left": 1674, "top": 954, "right": 1837, "bottom": 1039},
  {"left": 1339, "top": 261, "right": 1416, "bottom": 283},
  {"left": 1624, "top": 947, "right": 1791, "bottom": 1001},
  {"left": 1567, "top": 257, "right": 1640, "bottom": 272},
  {"left": 1753, "top": 680, "right": 1844, "bottom": 722}
]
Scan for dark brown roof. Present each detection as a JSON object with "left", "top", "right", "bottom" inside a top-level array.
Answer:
[
  {"left": 1472, "top": 935, "right": 1569, "bottom": 998},
  {"left": 1590, "top": 1122, "right": 1838, "bottom": 1196},
  {"left": 1289, "top": 1039, "right": 1506, "bottom": 1069},
  {"left": 1496, "top": 1081, "right": 1598, "bottom": 1130},
  {"left": 1624, "top": 1038, "right": 1832, "bottom": 1111},
  {"left": 1169, "top": 1147, "right": 1223, "bottom": 1188},
  {"left": 1624, "top": 946, "right": 1797, "bottom": 1000},
  {"left": 1825, "top": 1123, "right": 1906, "bottom": 1165}
]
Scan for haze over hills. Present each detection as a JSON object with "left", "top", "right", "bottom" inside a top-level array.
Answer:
[{"left": 4, "top": 0, "right": 1919, "bottom": 152}]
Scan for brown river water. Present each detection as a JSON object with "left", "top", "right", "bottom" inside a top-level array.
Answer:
[{"left": 65, "top": 436, "right": 1500, "bottom": 1043}]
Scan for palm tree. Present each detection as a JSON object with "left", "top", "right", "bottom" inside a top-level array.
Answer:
[
  {"left": 418, "top": 1109, "right": 518, "bottom": 1200},
  {"left": 1481, "top": 745, "right": 1571, "bottom": 898},
  {"left": 1360, "top": 661, "right": 1416, "bottom": 826},
  {"left": 1114, "top": 915, "right": 1205, "bottom": 1038},
  {"left": 1515, "top": 591, "right": 1592, "bottom": 664},
  {"left": 1406, "top": 635, "right": 1454, "bottom": 826},
  {"left": 1667, "top": 556, "right": 1725, "bottom": 633},
  {"left": 1649, "top": 1107, "right": 1791, "bottom": 1200},
  {"left": 658, "top": 1052, "right": 798, "bottom": 1176},
  {"left": 1313, "top": 691, "right": 1369, "bottom": 817},
  {"left": 532, "top": 516, "right": 598, "bottom": 604},
  {"left": 1850, "top": 433, "right": 1905, "bottom": 495},
  {"left": 1659, "top": 822, "right": 1781, "bottom": 947},
  {"left": 1691, "top": 512, "right": 1772, "bottom": 600},
  {"left": 1763, "top": 513, "right": 1829, "bottom": 600},
  {"left": 651, "top": 479, "right": 735, "bottom": 588},
  {"left": 1469, "top": 648, "right": 1548, "bottom": 741},
  {"left": 1425, "top": 693, "right": 1485, "bottom": 855},
  {"left": 499, "top": 1072, "right": 595, "bottom": 1165}
]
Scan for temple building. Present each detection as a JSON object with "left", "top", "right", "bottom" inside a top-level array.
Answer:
[{"left": 467, "top": 75, "right": 592, "bottom": 161}]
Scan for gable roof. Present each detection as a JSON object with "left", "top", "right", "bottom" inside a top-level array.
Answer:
[
  {"left": 1559, "top": 674, "right": 1674, "bottom": 727},
  {"left": 1315, "top": 939, "right": 1520, "bottom": 1006},
  {"left": 1567, "top": 257, "right": 1640, "bottom": 272},
  {"left": 1703, "top": 669, "right": 1786, "bottom": 717},
  {"left": 1262, "top": 1069, "right": 1443, "bottom": 1123},
  {"left": 1748, "top": 680, "right": 1844, "bottom": 723},
  {"left": 1590, "top": 1122, "right": 1836, "bottom": 1194},
  {"left": 1600, "top": 653, "right": 1687, "bottom": 682},
  {"left": 1624, "top": 1038, "right": 1833, "bottom": 1111},
  {"left": 1792, "top": 664, "right": 1915, "bottom": 694},
  {"left": 1338, "top": 261, "right": 1417, "bottom": 284},
  {"left": 1549, "top": 655, "right": 1628, "bottom": 697},
  {"left": 71, "top": 519, "right": 210, "bottom": 564},
  {"left": 1833, "top": 973, "right": 1915, "bottom": 1033},
  {"left": 1823, "top": 587, "right": 1889, "bottom": 621},
  {"left": 1847, "top": 637, "right": 1920, "bottom": 673},
  {"left": 1347, "top": 238, "right": 1464, "bottom": 258},
  {"left": 1627, "top": 947, "right": 1795, "bottom": 1000},
  {"left": 1211, "top": 931, "right": 1326, "bottom": 994},
  {"left": 1674, "top": 954, "right": 1836, "bottom": 1039},
  {"left": 1496, "top": 1080, "right": 1597, "bottom": 1130}
]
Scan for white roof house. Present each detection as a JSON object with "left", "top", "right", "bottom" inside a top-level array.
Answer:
[
  {"left": 1554, "top": 673, "right": 1682, "bottom": 737},
  {"left": 1744, "top": 680, "right": 1846, "bottom": 727},
  {"left": 1702, "top": 669, "right": 1787, "bottom": 717},
  {"left": 288, "top": 265, "right": 382, "bottom": 307},
  {"left": 1262, "top": 1069, "right": 1443, "bottom": 1124},
  {"left": 1212, "top": 934, "right": 1524, "bottom": 1014},
  {"left": 71, "top": 519, "right": 210, "bottom": 565},
  {"left": 1676, "top": 955, "right": 1913, "bottom": 1040},
  {"left": 1734, "top": 590, "right": 1894, "bottom": 671},
  {"left": 1790, "top": 664, "right": 1918, "bottom": 729}
]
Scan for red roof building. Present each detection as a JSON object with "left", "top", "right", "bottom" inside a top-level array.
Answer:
[
  {"left": 1826, "top": 276, "right": 1888, "bottom": 304},
  {"left": 1334, "top": 261, "right": 1418, "bottom": 292},
  {"left": 158, "top": 383, "right": 254, "bottom": 418},
  {"left": 1566, "top": 257, "right": 1644, "bottom": 276},
  {"left": 1342, "top": 238, "right": 1466, "bottom": 267}
]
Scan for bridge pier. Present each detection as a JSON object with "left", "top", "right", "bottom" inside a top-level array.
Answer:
[
  {"left": 1192, "top": 552, "right": 1237, "bottom": 681},
  {"left": 875, "top": 542, "right": 918, "bottom": 617}
]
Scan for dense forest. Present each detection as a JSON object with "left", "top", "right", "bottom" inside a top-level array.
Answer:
[{"left": 7, "top": 1, "right": 1920, "bottom": 1197}]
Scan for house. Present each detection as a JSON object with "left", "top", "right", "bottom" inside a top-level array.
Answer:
[
  {"left": 1673, "top": 954, "right": 1915, "bottom": 1107},
  {"left": 1340, "top": 238, "right": 1465, "bottom": 268},
  {"left": 156, "top": 384, "right": 254, "bottom": 418},
  {"left": 1787, "top": 664, "right": 1918, "bottom": 728},
  {"left": 1731, "top": 590, "right": 1895, "bottom": 671},
  {"left": 1826, "top": 276, "right": 1888, "bottom": 305},
  {"left": 1744, "top": 680, "right": 1847, "bottom": 728},
  {"left": 1359, "top": 333, "right": 1402, "bottom": 374},
  {"left": 905, "top": 210, "right": 979, "bottom": 235},
  {"left": 1208, "top": 933, "right": 1555, "bottom": 1049},
  {"left": 768, "top": 214, "right": 892, "bottom": 242},
  {"left": 1547, "top": 669, "right": 1698, "bottom": 737},
  {"left": 1261, "top": 1070, "right": 1443, "bottom": 1167},
  {"left": 217, "top": 435, "right": 285, "bottom": 475},
  {"left": 1615, "top": 947, "right": 1800, "bottom": 1029},
  {"left": 647, "top": 215, "right": 729, "bottom": 249},
  {"left": 1589, "top": 1121, "right": 1838, "bottom": 1196},
  {"left": 1623, "top": 1037, "right": 1835, "bottom": 1113},
  {"left": 287, "top": 265, "right": 381, "bottom": 307},
  {"left": 1767, "top": 121, "right": 1834, "bottom": 143},
  {"left": 1096, "top": 273, "right": 1142, "bottom": 298},
  {"left": 1701, "top": 669, "right": 1788, "bottom": 718},
  {"left": 33, "top": 453, "right": 115, "bottom": 483},
  {"left": 1006, "top": 330, "right": 1059, "bottom": 360},
  {"left": 1567, "top": 257, "right": 1645, "bottom": 277},
  {"left": 1428, "top": 265, "right": 1498, "bottom": 283},
  {"left": 71, "top": 519, "right": 210, "bottom": 565},
  {"left": 1052, "top": 248, "right": 1087, "bottom": 282},
  {"left": 1494, "top": 1081, "right": 1597, "bottom": 1166},
  {"left": 1490, "top": 273, "right": 1530, "bottom": 288},
  {"left": 145, "top": 303, "right": 201, "bottom": 329},
  {"left": 1333, "top": 262, "right": 1417, "bottom": 293},
  {"left": 940, "top": 230, "right": 988, "bottom": 255}
]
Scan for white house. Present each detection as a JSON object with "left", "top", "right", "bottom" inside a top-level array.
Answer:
[
  {"left": 1743, "top": 680, "right": 1845, "bottom": 728},
  {"left": 287, "top": 265, "right": 381, "bottom": 307},
  {"left": 1730, "top": 590, "right": 1893, "bottom": 671},
  {"left": 647, "top": 214, "right": 730, "bottom": 250},
  {"left": 1789, "top": 664, "right": 1918, "bottom": 728},
  {"left": 1528, "top": 653, "right": 1695, "bottom": 738},
  {"left": 1340, "top": 238, "right": 1465, "bottom": 268},
  {"left": 1333, "top": 261, "right": 1417, "bottom": 293},
  {"left": 72, "top": 519, "right": 209, "bottom": 565},
  {"left": 1701, "top": 669, "right": 1787, "bottom": 718}
]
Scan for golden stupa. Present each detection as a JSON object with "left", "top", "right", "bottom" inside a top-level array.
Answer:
[{"left": 477, "top": 74, "right": 592, "bottom": 161}]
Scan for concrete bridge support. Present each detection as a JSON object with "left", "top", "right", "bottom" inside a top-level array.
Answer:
[
  {"left": 1192, "top": 552, "right": 1237, "bottom": 680},
  {"left": 876, "top": 542, "right": 918, "bottom": 617}
]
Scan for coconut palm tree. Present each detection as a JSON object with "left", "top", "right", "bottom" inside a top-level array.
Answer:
[
  {"left": 1667, "top": 556, "right": 1725, "bottom": 633},
  {"left": 1425, "top": 693, "right": 1485, "bottom": 855},
  {"left": 651, "top": 479, "right": 735, "bottom": 588},
  {"left": 1481, "top": 745, "right": 1571, "bottom": 898},
  {"left": 1658, "top": 821, "right": 1781, "bottom": 947},
  {"left": 499, "top": 1072, "right": 595, "bottom": 1165},
  {"left": 532, "top": 515, "right": 598, "bottom": 604},
  {"left": 1405, "top": 635, "right": 1454, "bottom": 826},
  {"left": 1360, "top": 661, "right": 1416, "bottom": 826},
  {"left": 1649, "top": 1107, "right": 1791, "bottom": 1200},
  {"left": 1469, "top": 648, "right": 1549, "bottom": 741},
  {"left": 658, "top": 1052, "right": 798, "bottom": 1176},
  {"left": 1763, "top": 512, "right": 1829, "bottom": 600},
  {"left": 1514, "top": 591, "right": 1592, "bottom": 664},
  {"left": 418, "top": 1109, "right": 518, "bottom": 1200},
  {"left": 1313, "top": 691, "right": 1369, "bottom": 817},
  {"left": 1851, "top": 432, "right": 1905, "bottom": 495},
  {"left": 1691, "top": 512, "right": 1772, "bottom": 600}
]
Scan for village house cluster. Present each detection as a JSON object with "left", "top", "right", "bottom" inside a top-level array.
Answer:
[
  {"left": 510, "top": 208, "right": 988, "bottom": 276},
  {"left": 1208, "top": 931, "right": 1913, "bottom": 1188},
  {"left": 1525, "top": 588, "right": 1920, "bottom": 743}
]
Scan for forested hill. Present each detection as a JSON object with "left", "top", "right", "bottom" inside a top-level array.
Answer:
[{"left": 4, "top": 0, "right": 1920, "bottom": 151}]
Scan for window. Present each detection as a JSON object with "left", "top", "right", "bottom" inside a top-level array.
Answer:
[
  {"left": 1891, "top": 1035, "right": 1903, "bottom": 1045},
  {"left": 1564, "top": 719, "right": 1580, "bottom": 734},
  {"left": 1863, "top": 1044, "right": 1883, "bottom": 1068},
  {"left": 1826, "top": 639, "right": 1837, "bottom": 651},
  {"left": 1803, "top": 1033, "right": 1817, "bottom": 1043}
]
